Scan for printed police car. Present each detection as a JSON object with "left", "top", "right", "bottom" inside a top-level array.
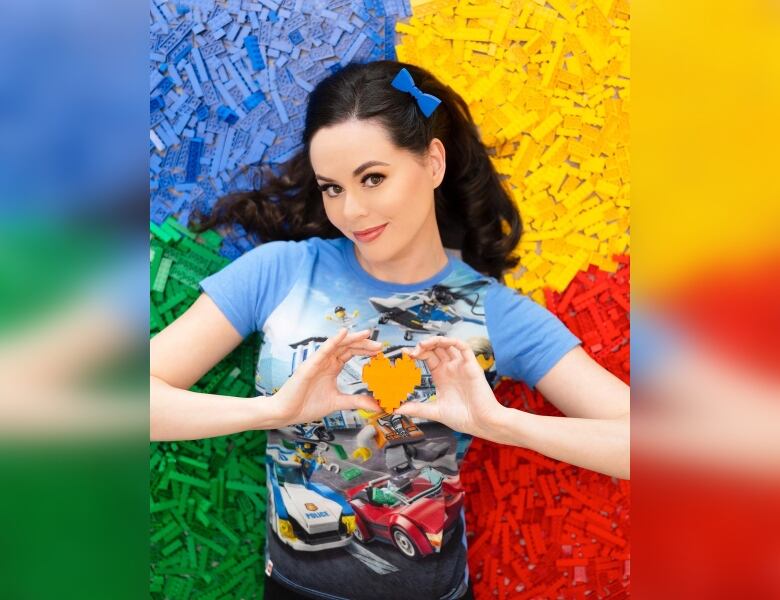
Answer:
[{"left": 266, "top": 445, "right": 356, "bottom": 551}]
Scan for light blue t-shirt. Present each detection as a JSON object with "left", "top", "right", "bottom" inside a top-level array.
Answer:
[
  {"left": 201, "top": 236, "right": 579, "bottom": 388},
  {"left": 199, "top": 236, "right": 580, "bottom": 600}
]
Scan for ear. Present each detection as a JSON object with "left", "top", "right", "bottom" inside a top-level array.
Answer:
[{"left": 428, "top": 138, "right": 446, "bottom": 188}]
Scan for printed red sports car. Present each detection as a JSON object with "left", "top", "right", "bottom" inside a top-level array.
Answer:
[{"left": 346, "top": 466, "right": 465, "bottom": 559}]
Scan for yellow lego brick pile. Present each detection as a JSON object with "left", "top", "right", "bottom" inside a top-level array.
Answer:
[{"left": 397, "top": 0, "right": 630, "bottom": 304}]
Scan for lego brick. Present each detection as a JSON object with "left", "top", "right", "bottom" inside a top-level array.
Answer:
[
  {"left": 151, "top": 2, "right": 630, "bottom": 597},
  {"left": 393, "top": 0, "right": 629, "bottom": 298},
  {"left": 151, "top": 0, "right": 413, "bottom": 231}
]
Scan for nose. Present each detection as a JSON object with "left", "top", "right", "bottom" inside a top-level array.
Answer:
[{"left": 342, "top": 189, "right": 369, "bottom": 220}]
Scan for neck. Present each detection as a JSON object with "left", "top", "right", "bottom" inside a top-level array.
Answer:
[{"left": 353, "top": 221, "right": 449, "bottom": 285}]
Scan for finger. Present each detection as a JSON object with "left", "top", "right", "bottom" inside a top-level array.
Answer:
[
  {"left": 441, "top": 337, "right": 468, "bottom": 352},
  {"left": 401, "top": 346, "right": 422, "bottom": 360},
  {"left": 450, "top": 338, "right": 478, "bottom": 363},
  {"left": 312, "top": 328, "right": 369, "bottom": 366},
  {"left": 394, "top": 400, "right": 437, "bottom": 421},
  {"left": 433, "top": 346, "right": 450, "bottom": 366},
  {"left": 354, "top": 337, "right": 383, "bottom": 350},
  {"left": 339, "top": 328, "right": 374, "bottom": 345},
  {"left": 328, "top": 328, "right": 369, "bottom": 348},
  {"left": 337, "top": 340, "right": 382, "bottom": 355},
  {"left": 446, "top": 345, "right": 463, "bottom": 365},
  {"left": 421, "top": 338, "right": 478, "bottom": 367},
  {"left": 459, "top": 343, "right": 486, "bottom": 374},
  {"left": 407, "top": 337, "right": 453, "bottom": 355},
  {"left": 410, "top": 346, "right": 441, "bottom": 370},
  {"left": 334, "top": 393, "right": 382, "bottom": 414},
  {"left": 336, "top": 345, "right": 381, "bottom": 363},
  {"left": 409, "top": 338, "right": 479, "bottom": 377},
  {"left": 418, "top": 336, "right": 459, "bottom": 350},
  {"left": 313, "top": 327, "right": 349, "bottom": 360},
  {"left": 334, "top": 331, "right": 378, "bottom": 351}
]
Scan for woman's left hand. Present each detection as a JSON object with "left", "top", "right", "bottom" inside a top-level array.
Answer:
[{"left": 394, "top": 336, "right": 506, "bottom": 436}]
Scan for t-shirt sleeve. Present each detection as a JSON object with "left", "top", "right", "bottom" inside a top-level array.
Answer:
[
  {"left": 485, "top": 282, "right": 581, "bottom": 388},
  {"left": 198, "top": 240, "right": 307, "bottom": 337}
]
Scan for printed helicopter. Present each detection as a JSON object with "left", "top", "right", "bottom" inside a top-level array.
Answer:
[{"left": 368, "top": 280, "right": 490, "bottom": 340}]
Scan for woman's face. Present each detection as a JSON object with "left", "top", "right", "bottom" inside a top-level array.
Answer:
[{"left": 309, "top": 118, "right": 445, "bottom": 261}]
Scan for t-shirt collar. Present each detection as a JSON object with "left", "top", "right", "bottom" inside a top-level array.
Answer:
[{"left": 339, "top": 237, "right": 455, "bottom": 292}]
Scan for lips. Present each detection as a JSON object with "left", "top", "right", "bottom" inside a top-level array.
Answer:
[
  {"left": 355, "top": 224, "right": 386, "bottom": 235},
  {"left": 354, "top": 223, "right": 388, "bottom": 242}
]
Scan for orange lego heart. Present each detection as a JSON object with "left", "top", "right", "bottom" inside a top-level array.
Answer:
[{"left": 361, "top": 352, "right": 422, "bottom": 413}]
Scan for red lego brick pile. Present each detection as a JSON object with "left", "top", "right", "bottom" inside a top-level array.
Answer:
[
  {"left": 462, "top": 257, "right": 630, "bottom": 598},
  {"left": 544, "top": 255, "right": 630, "bottom": 384}
]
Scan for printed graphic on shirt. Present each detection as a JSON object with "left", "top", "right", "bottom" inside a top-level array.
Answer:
[{"left": 256, "top": 259, "right": 495, "bottom": 600}]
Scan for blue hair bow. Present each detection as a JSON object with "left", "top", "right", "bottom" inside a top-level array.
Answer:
[{"left": 390, "top": 67, "right": 441, "bottom": 118}]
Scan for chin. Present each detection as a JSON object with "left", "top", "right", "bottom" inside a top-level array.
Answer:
[{"left": 357, "top": 237, "right": 399, "bottom": 260}]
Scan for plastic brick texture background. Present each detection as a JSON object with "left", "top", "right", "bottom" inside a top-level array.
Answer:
[{"left": 149, "top": 0, "right": 630, "bottom": 597}]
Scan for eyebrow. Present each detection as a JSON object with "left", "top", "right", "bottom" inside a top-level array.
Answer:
[{"left": 315, "top": 160, "right": 390, "bottom": 183}]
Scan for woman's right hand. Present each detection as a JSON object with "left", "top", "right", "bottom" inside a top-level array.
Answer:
[{"left": 272, "top": 328, "right": 383, "bottom": 426}]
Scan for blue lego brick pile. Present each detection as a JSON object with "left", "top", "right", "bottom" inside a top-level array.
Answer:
[
  {"left": 149, "top": 4, "right": 413, "bottom": 596},
  {"left": 150, "top": 0, "right": 412, "bottom": 259}
]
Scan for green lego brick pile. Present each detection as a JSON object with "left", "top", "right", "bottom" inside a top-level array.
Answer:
[{"left": 150, "top": 218, "right": 268, "bottom": 599}]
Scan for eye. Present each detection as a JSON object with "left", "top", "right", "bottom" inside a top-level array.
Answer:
[
  {"left": 364, "top": 173, "right": 385, "bottom": 187},
  {"left": 317, "top": 173, "right": 384, "bottom": 198},
  {"left": 318, "top": 184, "right": 343, "bottom": 198}
]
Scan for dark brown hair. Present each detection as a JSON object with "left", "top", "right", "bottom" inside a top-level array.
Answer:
[{"left": 193, "top": 60, "right": 522, "bottom": 279}]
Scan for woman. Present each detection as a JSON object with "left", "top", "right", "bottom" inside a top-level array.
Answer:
[{"left": 151, "top": 60, "right": 629, "bottom": 600}]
